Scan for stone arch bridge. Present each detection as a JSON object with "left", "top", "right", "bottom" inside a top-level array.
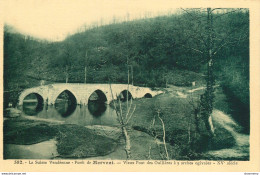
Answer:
[{"left": 18, "top": 83, "right": 163, "bottom": 106}]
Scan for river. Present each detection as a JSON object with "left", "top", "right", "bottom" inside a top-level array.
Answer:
[{"left": 20, "top": 99, "right": 119, "bottom": 126}]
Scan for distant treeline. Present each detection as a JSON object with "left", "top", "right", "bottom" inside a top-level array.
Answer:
[{"left": 4, "top": 9, "right": 249, "bottom": 108}]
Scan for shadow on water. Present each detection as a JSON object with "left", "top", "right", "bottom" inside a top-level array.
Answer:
[
  {"left": 55, "top": 101, "right": 77, "bottom": 117},
  {"left": 23, "top": 102, "right": 44, "bottom": 116},
  {"left": 88, "top": 101, "right": 107, "bottom": 117}
]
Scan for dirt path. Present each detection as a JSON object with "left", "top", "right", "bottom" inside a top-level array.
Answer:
[{"left": 206, "top": 110, "right": 249, "bottom": 160}]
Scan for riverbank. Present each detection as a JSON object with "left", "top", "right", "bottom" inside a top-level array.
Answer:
[
  {"left": 4, "top": 117, "right": 176, "bottom": 160},
  {"left": 4, "top": 118, "right": 118, "bottom": 159}
]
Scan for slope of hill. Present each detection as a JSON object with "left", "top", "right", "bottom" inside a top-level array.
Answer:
[{"left": 4, "top": 11, "right": 249, "bottom": 113}]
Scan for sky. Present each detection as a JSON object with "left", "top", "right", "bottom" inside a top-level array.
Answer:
[{"left": 3, "top": 0, "right": 179, "bottom": 41}]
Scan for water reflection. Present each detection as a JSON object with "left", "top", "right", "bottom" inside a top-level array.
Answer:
[
  {"left": 88, "top": 101, "right": 107, "bottom": 117},
  {"left": 21, "top": 89, "right": 118, "bottom": 126},
  {"left": 55, "top": 90, "right": 77, "bottom": 117},
  {"left": 22, "top": 102, "right": 118, "bottom": 127},
  {"left": 23, "top": 102, "right": 43, "bottom": 116},
  {"left": 23, "top": 93, "right": 44, "bottom": 116},
  {"left": 55, "top": 101, "right": 77, "bottom": 117}
]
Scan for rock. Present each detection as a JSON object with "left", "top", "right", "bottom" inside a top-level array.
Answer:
[{"left": 4, "top": 108, "right": 22, "bottom": 118}]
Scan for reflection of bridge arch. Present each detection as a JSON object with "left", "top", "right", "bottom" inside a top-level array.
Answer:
[
  {"left": 88, "top": 101, "right": 107, "bottom": 117},
  {"left": 22, "top": 93, "right": 44, "bottom": 115}
]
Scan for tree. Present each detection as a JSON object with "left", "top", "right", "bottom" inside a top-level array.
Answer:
[
  {"left": 109, "top": 76, "right": 136, "bottom": 159},
  {"left": 57, "top": 42, "right": 76, "bottom": 83},
  {"left": 178, "top": 8, "right": 249, "bottom": 136},
  {"left": 84, "top": 50, "right": 89, "bottom": 83}
]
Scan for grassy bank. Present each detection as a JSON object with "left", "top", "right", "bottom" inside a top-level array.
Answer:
[
  {"left": 114, "top": 85, "right": 237, "bottom": 159},
  {"left": 55, "top": 124, "right": 117, "bottom": 158},
  {"left": 4, "top": 119, "right": 118, "bottom": 158},
  {"left": 4, "top": 119, "right": 58, "bottom": 145}
]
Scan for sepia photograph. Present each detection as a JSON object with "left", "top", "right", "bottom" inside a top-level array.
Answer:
[{"left": 1, "top": 0, "right": 252, "bottom": 164}]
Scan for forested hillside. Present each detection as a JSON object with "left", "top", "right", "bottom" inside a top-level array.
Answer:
[{"left": 4, "top": 10, "right": 249, "bottom": 112}]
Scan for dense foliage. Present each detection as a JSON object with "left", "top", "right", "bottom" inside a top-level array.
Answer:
[{"left": 4, "top": 9, "right": 249, "bottom": 111}]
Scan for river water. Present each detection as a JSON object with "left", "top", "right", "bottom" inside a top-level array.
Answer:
[{"left": 20, "top": 100, "right": 119, "bottom": 126}]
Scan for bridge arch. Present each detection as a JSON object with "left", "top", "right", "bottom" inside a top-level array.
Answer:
[
  {"left": 54, "top": 89, "right": 77, "bottom": 117},
  {"left": 22, "top": 93, "right": 45, "bottom": 115},
  {"left": 19, "top": 91, "right": 45, "bottom": 106},
  {"left": 54, "top": 89, "right": 77, "bottom": 105},
  {"left": 88, "top": 89, "right": 107, "bottom": 103},
  {"left": 144, "top": 93, "right": 152, "bottom": 98},
  {"left": 117, "top": 89, "right": 133, "bottom": 102}
]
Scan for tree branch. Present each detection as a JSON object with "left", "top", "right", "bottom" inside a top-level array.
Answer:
[
  {"left": 180, "top": 44, "right": 204, "bottom": 54},
  {"left": 125, "top": 105, "right": 136, "bottom": 125},
  {"left": 213, "top": 29, "right": 248, "bottom": 56},
  {"left": 158, "top": 115, "right": 169, "bottom": 160},
  {"left": 213, "top": 8, "right": 244, "bottom": 21}
]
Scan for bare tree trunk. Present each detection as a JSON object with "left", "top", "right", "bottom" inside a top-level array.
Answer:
[
  {"left": 125, "top": 63, "right": 131, "bottom": 159},
  {"left": 131, "top": 65, "right": 133, "bottom": 85},
  {"left": 188, "top": 115, "right": 191, "bottom": 144},
  {"left": 204, "top": 8, "right": 215, "bottom": 135},
  {"left": 84, "top": 66, "right": 87, "bottom": 84},
  {"left": 157, "top": 112, "right": 169, "bottom": 160},
  {"left": 122, "top": 127, "right": 131, "bottom": 159},
  {"left": 127, "top": 58, "right": 129, "bottom": 111},
  {"left": 165, "top": 75, "right": 168, "bottom": 88},
  {"left": 65, "top": 65, "right": 68, "bottom": 83},
  {"left": 208, "top": 115, "right": 215, "bottom": 134},
  {"left": 109, "top": 67, "right": 135, "bottom": 159}
]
